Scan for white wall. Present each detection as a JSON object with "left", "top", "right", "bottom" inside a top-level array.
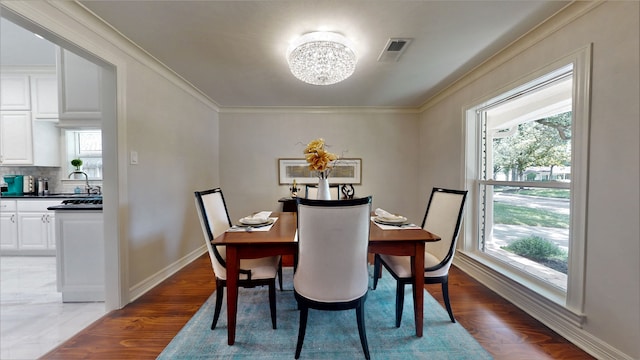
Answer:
[
  {"left": 219, "top": 111, "right": 422, "bottom": 223},
  {"left": 419, "top": 2, "right": 639, "bottom": 358},
  {"left": 0, "top": 2, "right": 221, "bottom": 301}
]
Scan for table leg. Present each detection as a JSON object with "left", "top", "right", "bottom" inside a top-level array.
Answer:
[
  {"left": 226, "top": 246, "right": 239, "bottom": 345},
  {"left": 412, "top": 242, "right": 425, "bottom": 337}
]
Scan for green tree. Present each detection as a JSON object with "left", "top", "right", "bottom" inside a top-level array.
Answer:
[{"left": 493, "top": 112, "right": 571, "bottom": 180}]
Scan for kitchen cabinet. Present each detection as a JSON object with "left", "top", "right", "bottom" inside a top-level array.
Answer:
[
  {"left": 17, "top": 200, "right": 59, "bottom": 253},
  {"left": 54, "top": 209, "right": 104, "bottom": 302},
  {"left": 0, "top": 200, "right": 58, "bottom": 255},
  {"left": 0, "top": 69, "right": 60, "bottom": 166},
  {"left": 57, "top": 49, "right": 102, "bottom": 128},
  {"left": 30, "top": 73, "right": 58, "bottom": 119},
  {"left": 0, "top": 200, "right": 18, "bottom": 250},
  {"left": 0, "top": 74, "right": 30, "bottom": 110},
  {"left": 0, "top": 111, "right": 33, "bottom": 165}
]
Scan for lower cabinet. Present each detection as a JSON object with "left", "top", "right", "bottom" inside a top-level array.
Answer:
[
  {"left": 0, "top": 200, "right": 18, "bottom": 249},
  {"left": 54, "top": 210, "right": 104, "bottom": 302},
  {"left": 1, "top": 200, "right": 59, "bottom": 255}
]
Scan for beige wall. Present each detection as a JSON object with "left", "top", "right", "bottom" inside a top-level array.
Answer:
[
  {"left": 419, "top": 2, "right": 639, "bottom": 358},
  {"left": 219, "top": 111, "right": 422, "bottom": 223},
  {"left": 4, "top": 0, "right": 638, "bottom": 358}
]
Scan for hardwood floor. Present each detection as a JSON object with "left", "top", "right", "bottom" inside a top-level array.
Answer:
[{"left": 40, "top": 253, "right": 594, "bottom": 360}]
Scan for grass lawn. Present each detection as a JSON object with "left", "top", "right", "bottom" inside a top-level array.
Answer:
[
  {"left": 507, "top": 188, "right": 570, "bottom": 199},
  {"left": 494, "top": 202, "right": 569, "bottom": 228}
]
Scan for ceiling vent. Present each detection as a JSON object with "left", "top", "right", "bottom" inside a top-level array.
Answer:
[{"left": 377, "top": 38, "right": 412, "bottom": 63}]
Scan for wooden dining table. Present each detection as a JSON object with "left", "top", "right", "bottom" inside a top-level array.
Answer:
[{"left": 213, "top": 211, "right": 441, "bottom": 345}]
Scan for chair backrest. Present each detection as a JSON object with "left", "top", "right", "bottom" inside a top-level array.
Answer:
[
  {"left": 420, "top": 188, "right": 468, "bottom": 272},
  {"left": 294, "top": 196, "right": 372, "bottom": 303},
  {"left": 194, "top": 188, "right": 232, "bottom": 278},
  {"left": 304, "top": 184, "right": 340, "bottom": 199}
]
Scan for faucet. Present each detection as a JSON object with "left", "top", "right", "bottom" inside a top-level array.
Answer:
[{"left": 68, "top": 171, "right": 93, "bottom": 195}]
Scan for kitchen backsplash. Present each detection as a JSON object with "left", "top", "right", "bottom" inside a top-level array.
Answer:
[{"left": 0, "top": 166, "right": 102, "bottom": 194}]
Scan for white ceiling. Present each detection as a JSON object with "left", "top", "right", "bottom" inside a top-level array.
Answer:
[{"left": 76, "top": 1, "right": 570, "bottom": 109}]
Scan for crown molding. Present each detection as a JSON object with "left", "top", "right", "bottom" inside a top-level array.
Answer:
[{"left": 419, "top": 1, "right": 604, "bottom": 112}]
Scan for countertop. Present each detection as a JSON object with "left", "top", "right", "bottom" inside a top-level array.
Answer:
[{"left": 1, "top": 193, "right": 98, "bottom": 199}]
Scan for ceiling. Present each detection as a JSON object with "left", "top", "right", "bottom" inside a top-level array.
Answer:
[{"left": 77, "top": 1, "right": 570, "bottom": 109}]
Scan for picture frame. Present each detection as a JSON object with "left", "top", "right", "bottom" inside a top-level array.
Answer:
[{"left": 278, "top": 158, "right": 362, "bottom": 185}]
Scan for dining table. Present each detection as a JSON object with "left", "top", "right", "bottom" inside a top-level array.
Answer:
[{"left": 213, "top": 211, "right": 441, "bottom": 345}]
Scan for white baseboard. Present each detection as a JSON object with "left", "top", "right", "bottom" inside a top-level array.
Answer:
[
  {"left": 454, "top": 253, "right": 634, "bottom": 360},
  {"left": 128, "top": 245, "right": 207, "bottom": 302}
]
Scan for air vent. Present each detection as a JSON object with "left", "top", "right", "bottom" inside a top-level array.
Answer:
[{"left": 377, "top": 38, "right": 413, "bottom": 63}]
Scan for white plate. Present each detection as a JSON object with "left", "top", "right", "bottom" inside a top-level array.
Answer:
[
  {"left": 238, "top": 217, "right": 273, "bottom": 226},
  {"left": 374, "top": 215, "right": 407, "bottom": 224}
]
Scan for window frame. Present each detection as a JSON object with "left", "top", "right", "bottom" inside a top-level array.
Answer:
[{"left": 462, "top": 45, "right": 591, "bottom": 314}]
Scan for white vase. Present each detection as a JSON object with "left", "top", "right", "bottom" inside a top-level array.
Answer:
[{"left": 317, "top": 177, "right": 331, "bottom": 200}]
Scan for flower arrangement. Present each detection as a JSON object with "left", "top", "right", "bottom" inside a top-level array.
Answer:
[{"left": 303, "top": 138, "right": 338, "bottom": 179}]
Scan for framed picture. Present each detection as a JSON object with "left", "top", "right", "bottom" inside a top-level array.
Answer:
[{"left": 278, "top": 158, "right": 362, "bottom": 185}]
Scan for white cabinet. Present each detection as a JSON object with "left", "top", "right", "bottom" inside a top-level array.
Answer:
[
  {"left": 1, "top": 200, "right": 58, "bottom": 255},
  {"left": 57, "top": 49, "right": 102, "bottom": 128},
  {"left": 0, "top": 69, "right": 60, "bottom": 166},
  {"left": 55, "top": 210, "right": 104, "bottom": 302},
  {"left": 0, "top": 200, "right": 18, "bottom": 250},
  {"left": 0, "top": 111, "right": 33, "bottom": 165},
  {"left": 0, "top": 74, "right": 30, "bottom": 110},
  {"left": 30, "top": 73, "right": 58, "bottom": 119}
]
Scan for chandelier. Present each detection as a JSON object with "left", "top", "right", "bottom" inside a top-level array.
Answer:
[{"left": 286, "top": 32, "right": 357, "bottom": 86}]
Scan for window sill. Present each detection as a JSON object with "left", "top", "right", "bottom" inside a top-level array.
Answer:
[{"left": 454, "top": 250, "right": 585, "bottom": 328}]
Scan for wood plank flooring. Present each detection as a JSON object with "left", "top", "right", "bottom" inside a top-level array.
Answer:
[{"left": 40, "top": 253, "right": 594, "bottom": 359}]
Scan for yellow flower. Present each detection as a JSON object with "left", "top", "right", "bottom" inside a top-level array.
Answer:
[{"left": 303, "top": 138, "right": 338, "bottom": 174}]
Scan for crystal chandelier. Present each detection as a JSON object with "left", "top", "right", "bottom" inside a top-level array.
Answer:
[{"left": 287, "top": 32, "right": 357, "bottom": 86}]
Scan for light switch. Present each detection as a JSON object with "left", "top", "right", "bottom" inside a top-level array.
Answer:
[{"left": 130, "top": 151, "right": 138, "bottom": 165}]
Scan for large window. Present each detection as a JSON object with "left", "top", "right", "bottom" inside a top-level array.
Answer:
[{"left": 464, "top": 47, "right": 590, "bottom": 312}]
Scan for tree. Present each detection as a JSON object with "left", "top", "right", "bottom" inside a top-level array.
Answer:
[{"left": 492, "top": 112, "right": 571, "bottom": 180}]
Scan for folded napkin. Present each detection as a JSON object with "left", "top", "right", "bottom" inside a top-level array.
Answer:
[
  {"left": 374, "top": 208, "right": 405, "bottom": 221},
  {"left": 239, "top": 211, "right": 272, "bottom": 224}
]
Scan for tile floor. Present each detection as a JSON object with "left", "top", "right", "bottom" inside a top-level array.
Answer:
[{"left": 1, "top": 256, "right": 106, "bottom": 360}]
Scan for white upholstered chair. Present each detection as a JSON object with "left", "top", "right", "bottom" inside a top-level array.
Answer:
[
  {"left": 194, "top": 188, "right": 282, "bottom": 330},
  {"left": 293, "top": 196, "right": 372, "bottom": 359},
  {"left": 373, "top": 187, "right": 467, "bottom": 326}
]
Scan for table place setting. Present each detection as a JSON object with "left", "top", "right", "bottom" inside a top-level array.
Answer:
[
  {"left": 372, "top": 208, "right": 421, "bottom": 230},
  {"left": 227, "top": 211, "right": 278, "bottom": 232}
]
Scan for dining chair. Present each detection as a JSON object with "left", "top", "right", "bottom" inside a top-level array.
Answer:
[
  {"left": 373, "top": 187, "right": 467, "bottom": 326},
  {"left": 194, "top": 187, "right": 282, "bottom": 330},
  {"left": 304, "top": 183, "right": 340, "bottom": 199},
  {"left": 293, "top": 196, "right": 372, "bottom": 359}
]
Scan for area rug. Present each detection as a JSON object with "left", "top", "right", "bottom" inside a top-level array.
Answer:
[{"left": 157, "top": 268, "right": 493, "bottom": 359}]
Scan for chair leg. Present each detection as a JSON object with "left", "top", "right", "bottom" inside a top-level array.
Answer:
[
  {"left": 356, "top": 299, "right": 371, "bottom": 360},
  {"left": 294, "top": 306, "right": 309, "bottom": 359},
  {"left": 372, "top": 255, "right": 381, "bottom": 290},
  {"left": 441, "top": 278, "right": 455, "bottom": 323},
  {"left": 395, "top": 281, "right": 405, "bottom": 328},
  {"left": 211, "top": 281, "right": 224, "bottom": 330},
  {"left": 277, "top": 260, "right": 283, "bottom": 291},
  {"left": 269, "top": 281, "right": 277, "bottom": 329}
]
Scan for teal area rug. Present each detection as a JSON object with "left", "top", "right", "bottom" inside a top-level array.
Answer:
[{"left": 157, "top": 268, "right": 492, "bottom": 359}]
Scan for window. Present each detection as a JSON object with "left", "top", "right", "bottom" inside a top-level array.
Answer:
[
  {"left": 65, "top": 130, "right": 102, "bottom": 179},
  {"left": 464, "top": 46, "right": 591, "bottom": 312}
]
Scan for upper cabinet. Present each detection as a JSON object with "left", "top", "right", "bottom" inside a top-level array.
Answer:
[
  {"left": 0, "top": 74, "right": 30, "bottom": 110},
  {"left": 0, "top": 68, "right": 60, "bottom": 166},
  {"left": 30, "top": 73, "right": 58, "bottom": 119},
  {"left": 57, "top": 49, "right": 102, "bottom": 128}
]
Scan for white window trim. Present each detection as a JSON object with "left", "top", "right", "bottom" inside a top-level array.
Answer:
[{"left": 461, "top": 44, "right": 591, "bottom": 319}]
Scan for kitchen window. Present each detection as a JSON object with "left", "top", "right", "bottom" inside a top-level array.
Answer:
[
  {"left": 65, "top": 130, "right": 102, "bottom": 179},
  {"left": 463, "top": 46, "right": 591, "bottom": 313}
]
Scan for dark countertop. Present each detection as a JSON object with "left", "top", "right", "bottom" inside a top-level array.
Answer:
[
  {"left": 47, "top": 204, "right": 103, "bottom": 211},
  {"left": 1, "top": 193, "right": 97, "bottom": 199}
]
